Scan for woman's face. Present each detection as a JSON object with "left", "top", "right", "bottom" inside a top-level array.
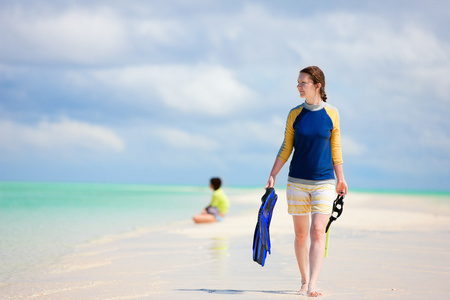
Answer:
[{"left": 297, "top": 73, "right": 317, "bottom": 99}]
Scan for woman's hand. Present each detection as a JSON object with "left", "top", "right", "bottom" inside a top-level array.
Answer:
[
  {"left": 265, "top": 158, "right": 286, "bottom": 189},
  {"left": 336, "top": 180, "right": 348, "bottom": 195},
  {"left": 265, "top": 175, "right": 276, "bottom": 189},
  {"left": 333, "top": 164, "right": 347, "bottom": 195}
]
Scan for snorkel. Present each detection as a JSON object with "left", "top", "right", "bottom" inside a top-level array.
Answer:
[{"left": 325, "top": 194, "right": 345, "bottom": 257}]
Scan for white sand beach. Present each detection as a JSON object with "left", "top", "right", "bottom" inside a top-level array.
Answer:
[{"left": 3, "top": 190, "right": 450, "bottom": 299}]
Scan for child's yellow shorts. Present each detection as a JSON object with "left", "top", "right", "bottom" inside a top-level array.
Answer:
[{"left": 287, "top": 182, "right": 335, "bottom": 215}]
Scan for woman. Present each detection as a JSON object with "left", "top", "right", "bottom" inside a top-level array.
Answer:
[
  {"left": 265, "top": 66, "right": 348, "bottom": 297},
  {"left": 193, "top": 177, "right": 230, "bottom": 223}
]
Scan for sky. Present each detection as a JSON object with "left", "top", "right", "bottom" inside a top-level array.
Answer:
[{"left": 0, "top": 0, "right": 449, "bottom": 191}]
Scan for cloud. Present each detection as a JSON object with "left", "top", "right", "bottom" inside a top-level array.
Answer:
[
  {"left": 149, "top": 65, "right": 254, "bottom": 116},
  {"left": 70, "top": 64, "right": 254, "bottom": 116},
  {"left": 0, "top": 118, "right": 125, "bottom": 154},
  {"left": 214, "top": 116, "right": 286, "bottom": 151},
  {"left": 341, "top": 136, "right": 367, "bottom": 156},
  {"left": 0, "top": 1, "right": 449, "bottom": 189},
  {"left": 152, "top": 127, "right": 219, "bottom": 151},
  {"left": 0, "top": 6, "right": 127, "bottom": 65},
  {"left": 130, "top": 18, "right": 189, "bottom": 47},
  {"left": 418, "top": 128, "right": 450, "bottom": 154},
  {"left": 287, "top": 11, "right": 450, "bottom": 97}
]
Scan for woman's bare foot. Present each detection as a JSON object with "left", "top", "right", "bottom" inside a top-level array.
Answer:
[
  {"left": 308, "top": 290, "right": 322, "bottom": 297},
  {"left": 308, "top": 283, "right": 322, "bottom": 297},
  {"left": 298, "top": 282, "right": 308, "bottom": 295}
]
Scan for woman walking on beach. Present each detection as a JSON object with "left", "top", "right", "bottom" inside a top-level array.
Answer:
[{"left": 266, "top": 66, "right": 348, "bottom": 297}]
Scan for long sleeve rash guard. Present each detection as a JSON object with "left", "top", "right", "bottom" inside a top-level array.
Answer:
[{"left": 277, "top": 101, "right": 343, "bottom": 185}]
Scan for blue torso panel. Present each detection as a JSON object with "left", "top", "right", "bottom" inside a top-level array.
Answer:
[{"left": 289, "top": 107, "right": 335, "bottom": 181}]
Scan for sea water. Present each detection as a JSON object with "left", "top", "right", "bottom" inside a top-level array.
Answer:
[{"left": 0, "top": 182, "right": 239, "bottom": 283}]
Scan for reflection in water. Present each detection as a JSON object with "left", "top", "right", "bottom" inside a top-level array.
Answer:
[
  {"left": 209, "top": 237, "right": 229, "bottom": 277},
  {"left": 211, "top": 237, "right": 228, "bottom": 258}
]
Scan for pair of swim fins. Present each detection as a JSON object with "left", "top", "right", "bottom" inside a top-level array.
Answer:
[{"left": 252, "top": 188, "right": 278, "bottom": 266}]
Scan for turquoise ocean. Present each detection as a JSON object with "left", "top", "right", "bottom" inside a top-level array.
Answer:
[{"left": 0, "top": 182, "right": 253, "bottom": 283}]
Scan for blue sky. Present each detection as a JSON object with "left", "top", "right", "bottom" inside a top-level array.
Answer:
[{"left": 0, "top": 0, "right": 449, "bottom": 191}]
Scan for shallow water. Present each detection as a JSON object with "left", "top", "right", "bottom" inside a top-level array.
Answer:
[{"left": 0, "top": 182, "right": 222, "bottom": 282}]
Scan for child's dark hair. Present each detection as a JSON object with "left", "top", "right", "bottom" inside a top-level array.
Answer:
[{"left": 210, "top": 177, "right": 222, "bottom": 190}]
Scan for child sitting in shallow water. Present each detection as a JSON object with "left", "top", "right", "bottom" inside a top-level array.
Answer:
[{"left": 193, "top": 177, "right": 230, "bottom": 223}]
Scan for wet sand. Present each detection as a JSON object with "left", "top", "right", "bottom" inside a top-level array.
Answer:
[{"left": 3, "top": 190, "right": 450, "bottom": 299}]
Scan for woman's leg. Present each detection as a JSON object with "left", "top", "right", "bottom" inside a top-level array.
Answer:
[
  {"left": 292, "top": 215, "right": 310, "bottom": 294},
  {"left": 308, "top": 213, "right": 330, "bottom": 296}
]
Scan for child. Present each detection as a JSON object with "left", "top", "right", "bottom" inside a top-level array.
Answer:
[{"left": 193, "top": 177, "right": 230, "bottom": 223}]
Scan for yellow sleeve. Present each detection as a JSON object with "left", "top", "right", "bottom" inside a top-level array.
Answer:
[
  {"left": 325, "top": 106, "right": 343, "bottom": 165},
  {"left": 277, "top": 107, "right": 302, "bottom": 162}
]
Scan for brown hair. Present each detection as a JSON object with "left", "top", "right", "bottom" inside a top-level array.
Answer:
[
  {"left": 300, "top": 66, "right": 327, "bottom": 102},
  {"left": 210, "top": 177, "right": 222, "bottom": 190}
]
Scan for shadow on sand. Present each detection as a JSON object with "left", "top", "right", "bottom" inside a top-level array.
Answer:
[{"left": 176, "top": 288, "right": 298, "bottom": 295}]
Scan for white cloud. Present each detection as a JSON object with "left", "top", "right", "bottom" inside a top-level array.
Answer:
[
  {"left": 152, "top": 127, "right": 219, "bottom": 151},
  {"left": 0, "top": 1, "right": 449, "bottom": 188},
  {"left": 151, "top": 65, "right": 254, "bottom": 115},
  {"left": 131, "top": 18, "right": 188, "bottom": 47},
  {"left": 0, "top": 118, "right": 125, "bottom": 154},
  {"left": 0, "top": 7, "right": 127, "bottom": 64},
  {"left": 0, "top": 4, "right": 192, "bottom": 65},
  {"left": 287, "top": 11, "right": 450, "bottom": 97},
  {"left": 78, "top": 64, "right": 254, "bottom": 116},
  {"left": 216, "top": 116, "right": 285, "bottom": 150},
  {"left": 341, "top": 136, "right": 366, "bottom": 156},
  {"left": 287, "top": 12, "right": 448, "bottom": 66}
]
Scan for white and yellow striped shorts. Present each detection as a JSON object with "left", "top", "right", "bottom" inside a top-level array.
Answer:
[{"left": 287, "top": 182, "right": 336, "bottom": 215}]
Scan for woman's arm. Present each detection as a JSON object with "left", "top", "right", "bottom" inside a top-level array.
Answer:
[
  {"left": 334, "top": 163, "right": 348, "bottom": 195},
  {"left": 265, "top": 158, "right": 286, "bottom": 188}
]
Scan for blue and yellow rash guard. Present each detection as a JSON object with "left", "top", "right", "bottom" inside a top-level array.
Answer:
[{"left": 277, "top": 101, "right": 343, "bottom": 185}]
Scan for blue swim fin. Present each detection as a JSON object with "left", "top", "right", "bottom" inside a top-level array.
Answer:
[
  {"left": 252, "top": 188, "right": 278, "bottom": 266},
  {"left": 259, "top": 188, "right": 277, "bottom": 253},
  {"left": 252, "top": 220, "right": 267, "bottom": 265}
]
